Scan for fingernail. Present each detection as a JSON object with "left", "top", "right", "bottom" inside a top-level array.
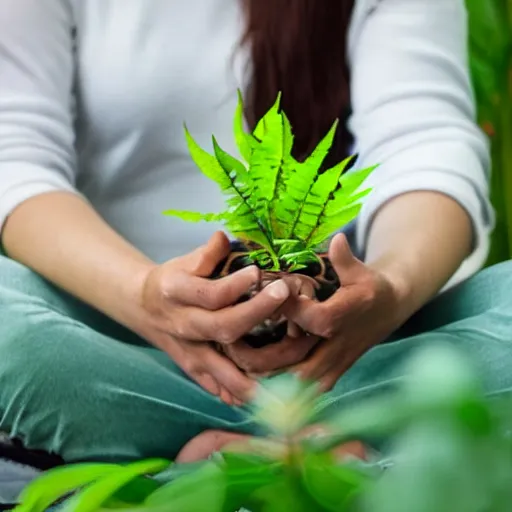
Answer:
[
  {"left": 266, "top": 280, "right": 290, "bottom": 300},
  {"left": 239, "top": 265, "right": 258, "bottom": 277}
]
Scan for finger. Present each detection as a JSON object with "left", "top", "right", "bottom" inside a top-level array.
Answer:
[
  {"left": 192, "top": 279, "right": 292, "bottom": 345},
  {"left": 319, "top": 370, "right": 341, "bottom": 394},
  {"left": 166, "top": 265, "right": 260, "bottom": 310},
  {"left": 329, "top": 233, "right": 367, "bottom": 285},
  {"left": 287, "top": 320, "right": 304, "bottom": 338},
  {"left": 219, "top": 387, "right": 234, "bottom": 406},
  {"left": 162, "top": 338, "right": 222, "bottom": 396},
  {"left": 176, "top": 431, "right": 252, "bottom": 463},
  {"left": 284, "top": 295, "right": 330, "bottom": 336},
  {"left": 204, "top": 349, "right": 257, "bottom": 403},
  {"left": 194, "top": 373, "right": 220, "bottom": 397},
  {"left": 183, "top": 231, "right": 232, "bottom": 277},
  {"left": 222, "top": 335, "right": 320, "bottom": 374},
  {"left": 286, "top": 287, "right": 363, "bottom": 338},
  {"left": 292, "top": 340, "right": 337, "bottom": 382}
]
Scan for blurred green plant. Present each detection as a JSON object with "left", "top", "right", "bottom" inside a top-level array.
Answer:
[
  {"left": 466, "top": 0, "right": 512, "bottom": 263},
  {"left": 12, "top": 344, "right": 512, "bottom": 512}
]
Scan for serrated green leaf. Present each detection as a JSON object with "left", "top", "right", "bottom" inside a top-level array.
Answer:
[
  {"left": 212, "top": 136, "right": 249, "bottom": 182},
  {"left": 212, "top": 135, "right": 270, "bottom": 232},
  {"left": 162, "top": 210, "right": 225, "bottom": 222},
  {"left": 253, "top": 92, "right": 282, "bottom": 141},
  {"left": 339, "top": 165, "right": 377, "bottom": 196},
  {"left": 60, "top": 459, "right": 170, "bottom": 512},
  {"left": 184, "top": 126, "right": 232, "bottom": 191},
  {"left": 248, "top": 94, "right": 285, "bottom": 227},
  {"left": 14, "top": 463, "right": 121, "bottom": 512},
  {"left": 292, "top": 155, "right": 356, "bottom": 243},
  {"left": 308, "top": 204, "right": 363, "bottom": 247},
  {"left": 234, "top": 89, "right": 254, "bottom": 163},
  {"left": 268, "top": 111, "right": 298, "bottom": 238},
  {"left": 324, "top": 188, "right": 371, "bottom": 216},
  {"left": 274, "top": 120, "right": 340, "bottom": 239},
  {"left": 179, "top": 125, "right": 277, "bottom": 257}
]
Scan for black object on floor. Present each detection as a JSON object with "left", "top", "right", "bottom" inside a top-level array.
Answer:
[
  {"left": 0, "top": 435, "right": 64, "bottom": 509},
  {"left": 0, "top": 437, "right": 63, "bottom": 472}
]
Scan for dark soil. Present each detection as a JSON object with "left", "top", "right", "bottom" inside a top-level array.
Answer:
[{"left": 210, "top": 241, "right": 340, "bottom": 348}]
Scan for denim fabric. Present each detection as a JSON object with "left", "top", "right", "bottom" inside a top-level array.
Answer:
[{"left": 0, "top": 255, "right": 511, "bottom": 463}]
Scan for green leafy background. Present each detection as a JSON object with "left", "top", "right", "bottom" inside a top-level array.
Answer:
[{"left": 466, "top": 0, "right": 512, "bottom": 264}]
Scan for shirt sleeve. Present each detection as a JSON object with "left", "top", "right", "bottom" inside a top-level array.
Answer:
[
  {"left": 0, "top": 0, "right": 78, "bottom": 232},
  {"left": 348, "top": 0, "right": 494, "bottom": 286}
]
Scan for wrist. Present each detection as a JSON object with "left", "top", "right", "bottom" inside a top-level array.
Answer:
[
  {"left": 368, "top": 255, "right": 416, "bottom": 322},
  {"left": 116, "top": 259, "right": 157, "bottom": 335}
]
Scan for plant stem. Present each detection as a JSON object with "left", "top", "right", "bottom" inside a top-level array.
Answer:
[{"left": 268, "top": 246, "right": 281, "bottom": 271}]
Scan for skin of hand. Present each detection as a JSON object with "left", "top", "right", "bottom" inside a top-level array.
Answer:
[
  {"left": 282, "top": 191, "right": 473, "bottom": 392},
  {"left": 2, "top": 193, "right": 297, "bottom": 405},
  {"left": 220, "top": 333, "right": 319, "bottom": 377},
  {"left": 138, "top": 231, "right": 301, "bottom": 405},
  {"left": 283, "top": 233, "right": 405, "bottom": 392}
]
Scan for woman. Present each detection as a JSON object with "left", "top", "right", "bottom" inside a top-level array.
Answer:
[{"left": 0, "top": 0, "right": 511, "bottom": 464}]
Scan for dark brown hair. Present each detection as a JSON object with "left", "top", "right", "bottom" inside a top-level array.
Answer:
[{"left": 242, "top": 0, "right": 355, "bottom": 166}]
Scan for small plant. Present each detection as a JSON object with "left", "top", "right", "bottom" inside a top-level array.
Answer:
[
  {"left": 165, "top": 91, "right": 376, "bottom": 272},
  {"left": 12, "top": 344, "right": 512, "bottom": 512},
  {"left": 164, "top": 92, "right": 377, "bottom": 346}
]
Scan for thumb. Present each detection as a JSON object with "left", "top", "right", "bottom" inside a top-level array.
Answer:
[
  {"left": 328, "top": 233, "right": 366, "bottom": 285},
  {"left": 185, "top": 231, "right": 231, "bottom": 277}
]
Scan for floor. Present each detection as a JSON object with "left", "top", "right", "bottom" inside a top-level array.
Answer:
[{"left": 0, "top": 458, "right": 39, "bottom": 506}]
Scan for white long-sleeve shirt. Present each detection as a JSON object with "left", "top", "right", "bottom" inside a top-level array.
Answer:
[{"left": 0, "top": 0, "right": 492, "bottom": 285}]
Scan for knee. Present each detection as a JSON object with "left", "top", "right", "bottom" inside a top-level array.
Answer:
[
  {"left": 473, "top": 261, "right": 512, "bottom": 306},
  {"left": 0, "top": 254, "right": 39, "bottom": 289},
  {"left": 0, "top": 313, "right": 72, "bottom": 394},
  {"left": 0, "top": 313, "right": 98, "bottom": 450}
]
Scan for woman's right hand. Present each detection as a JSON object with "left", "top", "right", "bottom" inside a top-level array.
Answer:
[{"left": 137, "top": 232, "right": 294, "bottom": 404}]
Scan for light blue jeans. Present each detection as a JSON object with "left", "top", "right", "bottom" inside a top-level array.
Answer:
[{"left": 0, "top": 255, "right": 511, "bottom": 462}]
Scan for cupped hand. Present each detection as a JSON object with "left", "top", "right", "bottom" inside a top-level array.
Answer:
[
  {"left": 221, "top": 332, "right": 320, "bottom": 377},
  {"left": 138, "top": 231, "right": 294, "bottom": 404},
  {"left": 284, "top": 233, "right": 408, "bottom": 392}
]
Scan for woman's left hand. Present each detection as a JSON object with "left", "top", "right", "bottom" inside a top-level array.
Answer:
[{"left": 284, "top": 233, "right": 410, "bottom": 392}]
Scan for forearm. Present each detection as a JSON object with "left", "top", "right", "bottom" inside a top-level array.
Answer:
[
  {"left": 364, "top": 191, "right": 473, "bottom": 318},
  {"left": 2, "top": 192, "right": 156, "bottom": 331}
]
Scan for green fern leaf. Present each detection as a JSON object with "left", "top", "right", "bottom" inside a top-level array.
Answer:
[
  {"left": 60, "top": 459, "right": 170, "bottom": 512},
  {"left": 184, "top": 126, "right": 232, "bottom": 191},
  {"left": 180, "top": 126, "right": 276, "bottom": 254},
  {"left": 308, "top": 187, "right": 372, "bottom": 248},
  {"left": 233, "top": 89, "right": 254, "bottom": 163},
  {"left": 268, "top": 112, "right": 298, "bottom": 238},
  {"left": 335, "top": 164, "right": 377, "bottom": 202},
  {"left": 324, "top": 187, "right": 372, "bottom": 216},
  {"left": 292, "top": 155, "right": 355, "bottom": 242},
  {"left": 211, "top": 137, "right": 274, "bottom": 250},
  {"left": 211, "top": 136, "right": 255, "bottom": 203},
  {"left": 309, "top": 203, "right": 363, "bottom": 247},
  {"left": 275, "top": 120, "right": 340, "bottom": 239},
  {"left": 162, "top": 210, "right": 226, "bottom": 223},
  {"left": 248, "top": 93, "right": 284, "bottom": 216}
]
